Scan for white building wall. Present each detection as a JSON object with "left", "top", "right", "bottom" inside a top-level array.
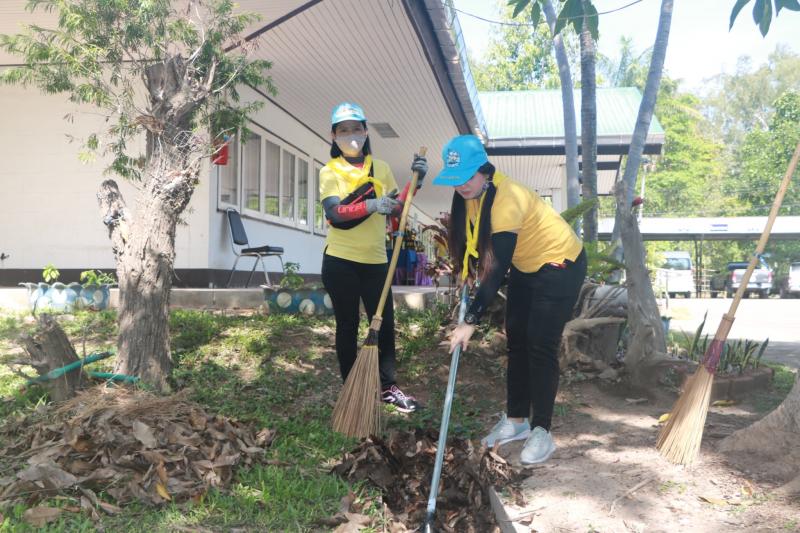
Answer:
[{"left": 0, "top": 84, "right": 209, "bottom": 272}]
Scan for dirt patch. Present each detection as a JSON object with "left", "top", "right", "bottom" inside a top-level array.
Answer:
[{"left": 489, "top": 382, "right": 799, "bottom": 532}]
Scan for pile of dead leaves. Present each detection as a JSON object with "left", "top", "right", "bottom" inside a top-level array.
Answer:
[
  {"left": 331, "top": 429, "right": 528, "bottom": 533},
  {"left": 0, "top": 386, "right": 273, "bottom": 519}
]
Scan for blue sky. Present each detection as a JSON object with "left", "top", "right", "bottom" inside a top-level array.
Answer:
[{"left": 453, "top": 0, "right": 800, "bottom": 92}]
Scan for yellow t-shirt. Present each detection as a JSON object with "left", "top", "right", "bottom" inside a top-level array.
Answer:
[
  {"left": 319, "top": 158, "right": 398, "bottom": 264},
  {"left": 466, "top": 171, "right": 582, "bottom": 273}
]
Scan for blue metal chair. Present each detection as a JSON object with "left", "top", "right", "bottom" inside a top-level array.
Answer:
[{"left": 225, "top": 208, "right": 284, "bottom": 287}]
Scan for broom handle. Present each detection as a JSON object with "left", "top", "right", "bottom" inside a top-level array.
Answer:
[
  {"left": 370, "top": 147, "right": 428, "bottom": 330},
  {"left": 705, "top": 141, "right": 800, "bottom": 365}
]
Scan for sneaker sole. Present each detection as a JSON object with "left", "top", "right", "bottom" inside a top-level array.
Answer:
[
  {"left": 481, "top": 428, "right": 531, "bottom": 449},
  {"left": 520, "top": 442, "right": 556, "bottom": 465}
]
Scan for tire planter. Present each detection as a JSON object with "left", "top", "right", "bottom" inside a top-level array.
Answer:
[
  {"left": 19, "top": 282, "right": 112, "bottom": 312},
  {"left": 263, "top": 287, "right": 334, "bottom": 316}
]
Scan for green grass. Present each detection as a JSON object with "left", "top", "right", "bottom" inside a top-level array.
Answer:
[
  {"left": 752, "top": 363, "right": 797, "bottom": 413},
  {"left": 0, "top": 305, "right": 486, "bottom": 531}
]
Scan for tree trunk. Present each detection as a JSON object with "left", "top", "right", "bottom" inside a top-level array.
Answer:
[
  {"left": 543, "top": 0, "right": 580, "bottom": 210},
  {"left": 580, "top": 6, "right": 598, "bottom": 242},
  {"left": 94, "top": 57, "right": 202, "bottom": 392},
  {"left": 19, "top": 314, "right": 84, "bottom": 401},
  {"left": 719, "top": 377, "right": 800, "bottom": 492},
  {"left": 615, "top": 183, "right": 667, "bottom": 381},
  {"left": 611, "top": 0, "right": 673, "bottom": 251}
]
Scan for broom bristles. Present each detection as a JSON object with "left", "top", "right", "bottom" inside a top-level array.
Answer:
[
  {"left": 331, "top": 341, "right": 382, "bottom": 438},
  {"left": 656, "top": 365, "right": 714, "bottom": 465}
]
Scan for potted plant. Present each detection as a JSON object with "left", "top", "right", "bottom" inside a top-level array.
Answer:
[
  {"left": 263, "top": 262, "right": 334, "bottom": 316},
  {"left": 19, "top": 265, "right": 115, "bottom": 312},
  {"left": 77, "top": 269, "right": 116, "bottom": 310}
]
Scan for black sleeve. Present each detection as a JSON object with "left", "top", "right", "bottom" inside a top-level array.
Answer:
[{"left": 468, "top": 231, "right": 517, "bottom": 322}]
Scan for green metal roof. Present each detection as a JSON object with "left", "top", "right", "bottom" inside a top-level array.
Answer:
[{"left": 478, "top": 87, "right": 664, "bottom": 139}]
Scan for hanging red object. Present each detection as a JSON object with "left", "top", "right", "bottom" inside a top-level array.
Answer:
[{"left": 212, "top": 138, "right": 230, "bottom": 165}]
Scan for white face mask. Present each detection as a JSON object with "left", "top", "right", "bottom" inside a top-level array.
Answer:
[{"left": 335, "top": 134, "right": 366, "bottom": 155}]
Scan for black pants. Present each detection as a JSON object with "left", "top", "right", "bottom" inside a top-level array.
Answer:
[
  {"left": 506, "top": 249, "right": 587, "bottom": 430},
  {"left": 321, "top": 253, "right": 396, "bottom": 388}
]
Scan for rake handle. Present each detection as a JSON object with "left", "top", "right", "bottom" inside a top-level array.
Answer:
[
  {"left": 705, "top": 140, "right": 800, "bottom": 369},
  {"left": 372, "top": 147, "right": 428, "bottom": 327},
  {"left": 424, "top": 284, "right": 470, "bottom": 530}
]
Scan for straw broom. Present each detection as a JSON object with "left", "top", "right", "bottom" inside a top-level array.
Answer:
[
  {"left": 331, "top": 147, "right": 427, "bottom": 438},
  {"left": 657, "top": 140, "right": 800, "bottom": 465}
]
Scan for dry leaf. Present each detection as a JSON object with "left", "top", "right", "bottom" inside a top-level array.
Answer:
[
  {"left": 658, "top": 413, "right": 670, "bottom": 423},
  {"left": 156, "top": 481, "right": 172, "bottom": 501},
  {"left": 98, "top": 501, "right": 122, "bottom": 515},
  {"left": 698, "top": 495, "right": 728, "bottom": 506},
  {"left": 133, "top": 420, "right": 157, "bottom": 449},
  {"left": 23, "top": 506, "right": 62, "bottom": 527},
  {"left": 711, "top": 399, "right": 735, "bottom": 407}
]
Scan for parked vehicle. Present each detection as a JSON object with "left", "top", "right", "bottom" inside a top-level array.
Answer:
[
  {"left": 710, "top": 257, "right": 773, "bottom": 298},
  {"left": 654, "top": 251, "right": 695, "bottom": 298},
  {"left": 778, "top": 262, "right": 800, "bottom": 298}
]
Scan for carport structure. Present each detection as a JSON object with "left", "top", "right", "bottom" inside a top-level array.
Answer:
[{"left": 598, "top": 216, "right": 800, "bottom": 293}]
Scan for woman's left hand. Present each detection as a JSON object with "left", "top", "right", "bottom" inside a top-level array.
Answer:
[{"left": 449, "top": 323, "right": 476, "bottom": 353}]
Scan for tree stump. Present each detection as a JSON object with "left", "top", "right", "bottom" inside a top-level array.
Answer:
[{"left": 19, "top": 314, "right": 84, "bottom": 401}]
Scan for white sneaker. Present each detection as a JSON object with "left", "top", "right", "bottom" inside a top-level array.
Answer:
[
  {"left": 520, "top": 426, "right": 556, "bottom": 464},
  {"left": 481, "top": 413, "right": 531, "bottom": 448}
]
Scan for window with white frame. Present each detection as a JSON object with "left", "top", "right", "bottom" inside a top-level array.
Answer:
[
  {"left": 242, "top": 133, "right": 261, "bottom": 213},
  {"left": 217, "top": 125, "right": 315, "bottom": 231},
  {"left": 314, "top": 161, "right": 325, "bottom": 232}
]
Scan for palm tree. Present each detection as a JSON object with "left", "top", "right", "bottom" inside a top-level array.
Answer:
[
  {"left": 580, "top": 1, "right": 598, "bottom": 241},
  {"left": 612, "top": 0, "right": 674, "bottom": 377},
  {"left": 542, "top": 0, "right": 580, "bottom": 210}
]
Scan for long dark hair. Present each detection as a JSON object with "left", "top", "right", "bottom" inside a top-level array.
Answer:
[
  {"left": 448, "top": 162, "right": 497, "bottom": 283},
  {"left": 330, "top": 121, "right": 372, "bottom": 158}
]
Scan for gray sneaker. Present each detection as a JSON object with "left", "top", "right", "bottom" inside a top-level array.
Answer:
[
  {"left": 520, "top": 426, "right": 556, "bottom": 464},
  {"left": 481, "top": 413, "right": 531, "bottom": 448}
]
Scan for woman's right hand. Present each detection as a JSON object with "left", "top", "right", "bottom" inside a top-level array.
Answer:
[{"left": 366, "top": 194, "right": 402, "bottom": 215}]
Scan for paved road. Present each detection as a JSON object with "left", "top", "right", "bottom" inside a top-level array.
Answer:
[{"left": 666, "top": 297, "right": 800, "bottom": 368}]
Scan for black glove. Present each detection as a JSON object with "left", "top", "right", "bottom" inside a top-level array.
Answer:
[{"left": 411, "top": 154, "right": 428, "bottom": 188}]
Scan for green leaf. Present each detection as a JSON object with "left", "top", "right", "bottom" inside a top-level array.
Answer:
[
  {"left": 775, "top": 0, "right": 800, "bottom": 13},
  {"left": 729, "top": 0, "right": 751, "bottom": 29},
  {"left": 530, "top": 1, "right": 542, "bottom": 26},
  {"left": 554, "top": 0, "right": 581, "bottom": 35},
  {"left": 509, "top": 0, "right": 531, "bottom": 18},
  {"left": 752, "top": 0, "right": 773, "bottom": 36}
]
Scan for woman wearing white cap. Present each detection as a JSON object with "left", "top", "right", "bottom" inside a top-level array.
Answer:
[
  {"left": 433, "top": 134, "right": 586, "bottom": 463},
  {"left": 319, "top": 102, "right": 427, "bottom": 413}
]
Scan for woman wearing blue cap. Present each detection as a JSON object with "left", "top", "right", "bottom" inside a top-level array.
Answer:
[
  {"left": 319, "top": 102, "right": 427, "bottom": 413},
  {"left": 433, "top": 134, "right": 586, "bottom": 463}
]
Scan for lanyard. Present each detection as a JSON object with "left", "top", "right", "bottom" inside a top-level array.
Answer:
[{"left": 462, "top": 192, "right": 486, "bottom": 281}]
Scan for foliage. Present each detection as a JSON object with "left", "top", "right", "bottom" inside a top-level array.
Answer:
[
  {"left": 471, "top": 1, "right": 580, "bottom": 91},
  {"left": 79, "top": 269, "right": 116, "bottom": 287},
  {"left": 560, "top": 197, "right": 598, "bottom": 225},
  {"left": 278, "top": 262, "right": 305, "bottom": 290},
  {"left": 421, "top": 213, "right": 455, "bottom": 289},
  {"left": 704, "top": 48, "right": 800, "bottom": 149},
  {"left": 0, "top": 0, "right": 276, "bottom": 180},
  {"left": 730, "top": 0, "right": 800, "bottom": 36},
  {"left": 42, "top": 263, "right": 60, "bottom": 283},
  {"left": 507, "top": 0, "right": 598, "bottom": 40},
  {"left": 597, "top": 36, "right": 651, "bottom": 90},
  {"left": 669, "top": 313, "right": 769, "bottom": 375}
]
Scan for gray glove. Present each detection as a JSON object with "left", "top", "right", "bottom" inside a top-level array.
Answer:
[
  {"left": 411, "top": 154, "right": 428, "bottom": 187},
  {"left": 366, "top": 192, "right": 402, "bottom": 215}
]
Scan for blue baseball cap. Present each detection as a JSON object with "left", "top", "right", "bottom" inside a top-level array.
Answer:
[
  {"left": 432, "top": 135, "right": 488, "bottom": 186},
  {"left": 331, "top": 102, "right": 366, "bottom": 125}
]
